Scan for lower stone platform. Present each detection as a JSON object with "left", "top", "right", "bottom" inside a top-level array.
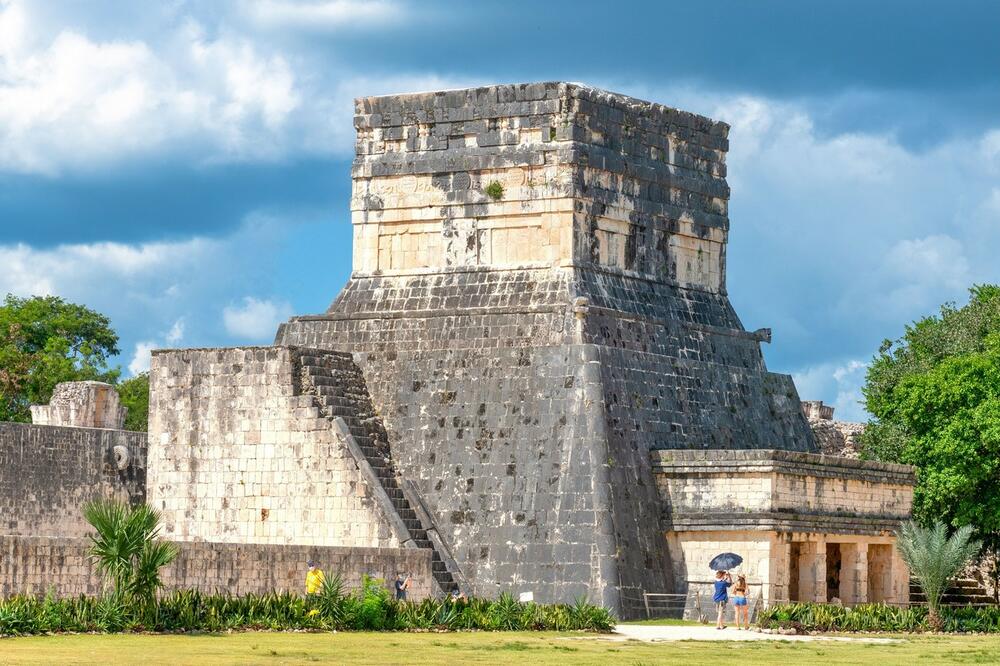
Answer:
[
  {"left": 0, "top": 537, "right": 433, "bottom": 599},
  {"left": 651, "top": 449, "right": 915, "bottom": 616}
]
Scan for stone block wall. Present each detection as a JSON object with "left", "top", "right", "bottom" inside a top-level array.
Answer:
[
  {"left": 147, "top": 346, "right": 398, "bottom": 548},
  {"left": 276, "top": 83, "right": 822, "bottom": 616},
  {"left": 666, "top": 530, "right": 775, "bottom": 611},
  {"left": 0, "top": 422, "right": 146, "bottom": 538},
  {"left": 350, "top": 82, "right": 729, "bottom": 291},
  {"left": 654, "top": 449, "right": 914, "bottom": 612},
  {"left": 0, "top": 536, "right": 432, "bottom": 600},
  {"left": 652, "top": 449, "right": 914, "bottom": 526},
  {"left": 30, "top": 381, "right": 127, "bottom": 430}
]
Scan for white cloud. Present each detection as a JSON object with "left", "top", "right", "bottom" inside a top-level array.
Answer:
[
  {"left": 0, "top": 3, "right": 303, "bottom": 173},
  {"left": 165, "top": 318, "right": 186, "bottom": 345},
  {"left": 223, "top": 296, "right": 293, "bottom": 340},
  {"left": 0, "top": 1, "right": 468, "bottom": 174},
  {"left": 0, "top": 0, "right": 27, "bottom": 59},
  {"left": 0, "top": 238, "right": 214, "bottom": 295},
  {"left": 793, "top": 359, "right": 869, "bottom": 423},
  {"left": 128, "top": 340, "right": 156, "bottom": 375},
  {"left": 0, "top": 217, "right": 289, "bottom": 374},
  {"left": 244, "top": 0, "right": 404, "bottom": 29},
  {"left": 126, "top": 318, "right": 184, "bottom": 376}
]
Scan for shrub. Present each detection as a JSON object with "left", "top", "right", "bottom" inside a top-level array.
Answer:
[
  {"left": 0, "top": 587, "right": 614, "bottom": 636},
  {"left": 83, "top": 499, "right": 178, "bottom": 613},
  {"left": 898, "top": 520, "right": 981, "bottom": 630},
  {"left": 757, "top": 602, "right": 1000, "bottom": 633}
]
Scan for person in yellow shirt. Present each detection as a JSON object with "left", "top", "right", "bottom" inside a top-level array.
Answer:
[{"left": 305, "top": 559, "right": 325, "bottom": 595}]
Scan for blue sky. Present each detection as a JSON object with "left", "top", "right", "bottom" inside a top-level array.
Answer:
[{"left": 1, "top": 0, "right": 998, "bottom": 421}]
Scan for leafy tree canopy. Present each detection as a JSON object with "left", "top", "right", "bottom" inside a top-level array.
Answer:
[
  {"left": 118, "top": 372, "right": 150, "bottom": 432},
  {"left": 0, "top": 294, "right": 121, "bottom": 422},
  {"left": 861, "top": 285, "right": 1000, "bottom": 549}
]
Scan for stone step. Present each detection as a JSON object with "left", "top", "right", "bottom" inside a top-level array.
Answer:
[{"left": 297, "top": 358, "right": 460, "bottom": 597}]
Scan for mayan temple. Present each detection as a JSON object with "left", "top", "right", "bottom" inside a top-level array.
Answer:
[
  {"left": 2, "top": 83, "right": 916, "bottom": 618},
  {"left": 271, "top": 82, "right": 911, "bottom": 611}
]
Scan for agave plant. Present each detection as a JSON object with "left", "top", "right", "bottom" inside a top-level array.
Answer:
[
  {"left": 83, "top": 498, "right": 178, "bottom": 612},
  {"left": 896, "top": 520, "right": 981, "bottom": 631}
]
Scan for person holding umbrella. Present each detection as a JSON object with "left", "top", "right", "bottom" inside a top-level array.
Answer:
[
  {"left": 709, "top": 552, "right": 742, "bottom": 630},
  {"left": 712, "top": 570, "right": 733, "bottom": 629}
]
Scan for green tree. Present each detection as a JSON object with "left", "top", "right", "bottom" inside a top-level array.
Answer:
[
  {"left": 84, "top": 498, "right": 178, "bottom": 611},
  {"left": 0, "top": 294, "right": 120, "bottom": 422},
  {"left": 897, "top": 520, "right": 980, "bottom": 630},
  {"left": 861, "top": 285, "right": 1000, "bottom": 597},
  {"left": 118, "top": 372, "right": 150, "bottom": 432}
]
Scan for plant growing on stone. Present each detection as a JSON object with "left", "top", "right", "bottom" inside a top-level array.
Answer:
[
  {"left": 897, "top": 520, "right": 981, "bottom": 630},
  {"left": 83, "top": 499, "right": 178, "bottom": 611},
  {"left": 485, "top": 180, "right": 504, "bottom": 201}
]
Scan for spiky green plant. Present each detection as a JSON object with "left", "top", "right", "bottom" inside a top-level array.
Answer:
[
  {"left": 83, "top": 499, "right": 178, "bottom": 611},
  {"left": 896, "top": 520, "right": 981, "bottom": 630}
]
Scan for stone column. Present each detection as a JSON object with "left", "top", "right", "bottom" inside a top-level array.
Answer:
[
  {"left": 866, "top": 544, "right": 894, "bottom": 603},
  {"left": 798, "top": 539, "right": 827, "bottom": 602},
  {"left": 890, "top": 544, "right": 910, "bottom": 605},
  {"left": 839, "top": 542, "right": 869, "bottom": 604}
]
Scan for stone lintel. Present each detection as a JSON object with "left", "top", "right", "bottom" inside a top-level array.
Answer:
[
  {"left": 650, "top": 448, "right": 915, "bottom": 485},
  {"left": 663, "top": 511, "right": 906, "bottom": 536}
]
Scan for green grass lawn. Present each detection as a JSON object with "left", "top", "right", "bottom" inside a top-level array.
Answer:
[{"left": 2, "top": 631, "right": 1000, "bottom": 665}]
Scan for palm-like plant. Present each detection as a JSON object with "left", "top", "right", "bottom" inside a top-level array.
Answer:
[
  {"left": 83, "top": 499, "right": 178, "bottom": 609},
  {"left": 897, "top": 520, "right": 981, "bottom": 630}
]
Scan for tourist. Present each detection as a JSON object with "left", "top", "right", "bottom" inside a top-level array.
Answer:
[
  {"left": 394, "top": 573, "right": 411, "bottom": 601},
  {"left": 713, "top": 570, "right": 732, "bottom": 629},
  {"left": 449, "top": 587, "right": 467, "bottom": 603},
  {"left": 305, "top": 560, "right": 325, "bottom": 595},
  {"left": 731, "top": 574, "right": 749, "bottom": 629}
]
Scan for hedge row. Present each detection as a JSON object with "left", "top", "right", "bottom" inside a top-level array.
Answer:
[
  {"left": 0, "top": 578, "right": 614, "bottom": 636},
  {"left": 758, "top": 602, "right": 1000, "bottom": 633}
]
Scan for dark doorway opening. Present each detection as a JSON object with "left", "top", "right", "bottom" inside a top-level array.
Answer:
[
  {"left": 826, "top": 543, "right": 842, "bottom": 601},
  {"left": 788, "top": 542, "right": 801, "bottom": 601}
]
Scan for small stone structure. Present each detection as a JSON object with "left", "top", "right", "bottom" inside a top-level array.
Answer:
[
  {"left": 802, "top": 400, "right": 865, "bottom": 457},
  {"left": 30, "top": 381, "right": 127, "bottom": 430},
  {"left": 654, "top": 450, "right": 913, "bottom": 612},
  {"left": 0, "top": 83, "right": 915, "bottom": 617}
]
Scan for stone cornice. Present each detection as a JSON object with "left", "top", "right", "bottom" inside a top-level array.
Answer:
[
  {"left": 662, "top": 510, "right": 906, "bottom": 536},
  {"left": 651, "top": 449, "right": 915, "bottom": 486}
]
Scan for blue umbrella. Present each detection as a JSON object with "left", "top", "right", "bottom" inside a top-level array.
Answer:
[{"left": 709, "top": 552, "right": 743, "bottom": 571}]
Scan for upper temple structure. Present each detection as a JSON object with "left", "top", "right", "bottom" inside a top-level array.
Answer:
[{"left": 2, "top": 83, "right": 916, "bottom": 617}]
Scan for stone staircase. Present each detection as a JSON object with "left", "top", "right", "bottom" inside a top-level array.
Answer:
[
  {"left": 910, "top": 577, "right": 995, "bottom": 607},
  {"left": 294, "top": 349, "right": 460, "bottom": 596}
]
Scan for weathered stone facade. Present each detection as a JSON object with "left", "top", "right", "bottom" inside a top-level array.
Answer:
[
  {"left": 802, "top": 400, "right": 865, "bottom": 457},
  {"left": 1, "top": 83, "right": 916, "bottom": 618},
  {"left": 274, "top": 82, "right": 819, "bottom": 613},
  {"left": 1, "top": 537, "right": 432, "bottom": 600},
  {"left": 30, "top": 381, "right": 127, "bottom": 430},
  {"left": 653, "top": 449, "right": 913, "bottom": 613},
  {"left": 0, "top": 422, "right": 146, "bottom": 538},
  {"left": 147, "top": 347, "right": 400, "bottom": 548}
]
